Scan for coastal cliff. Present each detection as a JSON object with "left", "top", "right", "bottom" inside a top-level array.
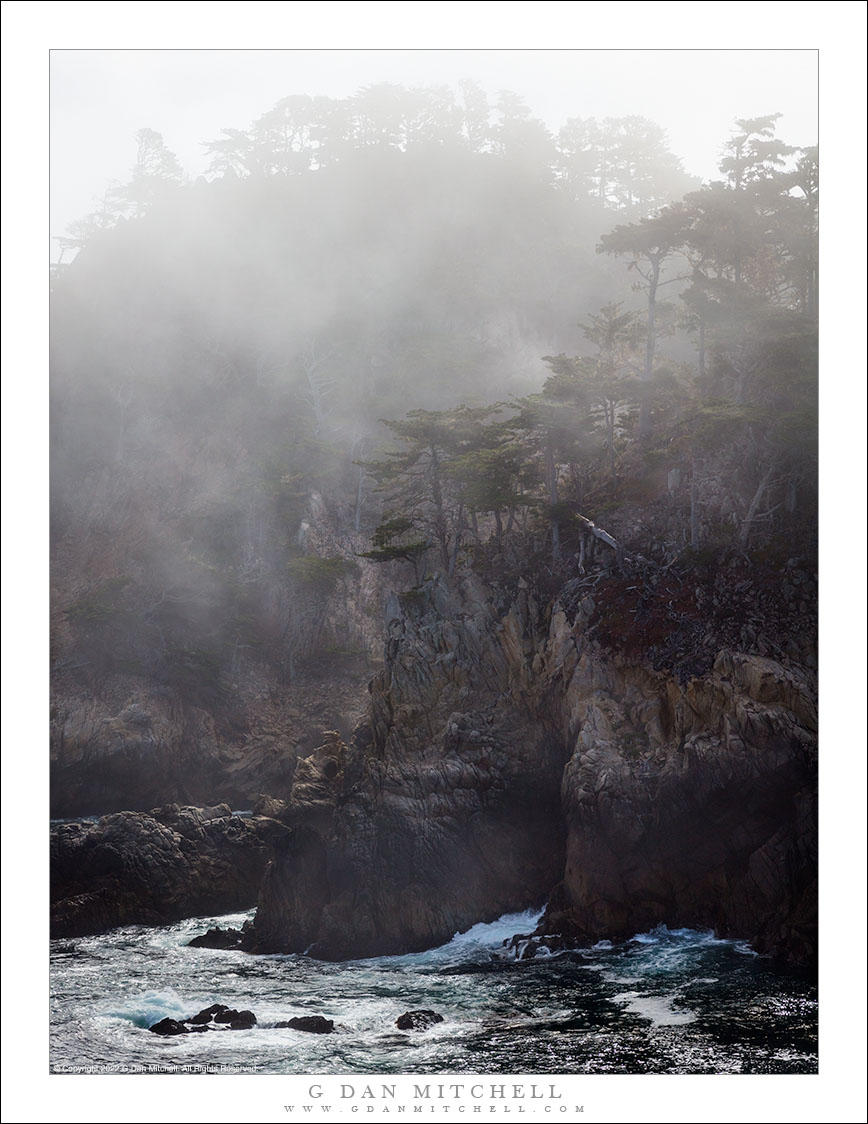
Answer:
[
  {"left": 48, "top": 93, "right": 819, "bottom": 971},
  {"left": 248, "top": 561, "right": 817, "bottom": 964},
  {"left": 50, "top": 544, "right": 817, "bottom": 964},
  {"left": 250, "top": 574, "right": 568, "bottom": 957}
]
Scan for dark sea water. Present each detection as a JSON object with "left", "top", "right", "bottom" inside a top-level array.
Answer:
[{"left": 49, "top": 909, "right": 817, "bottom": 1076}]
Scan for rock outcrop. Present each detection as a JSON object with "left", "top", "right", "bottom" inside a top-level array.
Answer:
[
  {"left": 50, "top": 804, "right": 272, "bottom": 937},
  {"left": 50, "top": 496, "right": 383, "bottom": 820},
  {"left": 149, "top": 1004, "right": 257, "bottom": 1033},
  {"left": 51, "top": 558, "right": 817, "bottom": 966},
  {"left": 538, "top": 621, "right": 817, "bottom": 964},
  {"left": 49, "top": 668, "right": 369, "bottom": 818},
  {"left": 250, "top": 569, "right": 817, "bottom": 964},
  {"left": 248, "top": 575, "right": 569, "bottom": 958}
]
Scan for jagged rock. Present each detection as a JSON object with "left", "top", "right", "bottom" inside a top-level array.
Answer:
[
  {"left": 188, "top": 926, "right": 246, "bottom": 950},
  {"left": 248, "top": 577, "right": 568, "bottom": 960},
  {"left": 49, "top": 667, "right": 370, "bottom": 819},
  {"left": 395, "top": 1010, "right": 444, "bottom": 1031},
  {"left": 188, "top": 1004, "right": 230, "bottom": 1024},
  {"left": 50, "top": 807, "right": 271, "bottom": 937},
  {"left": 540, "top": 639, "right": 817, "bottom": 965},
  {"left": 252, "top": 794, "right": 292, "bottom": 821},
  {"left": 247, "top": 824, "right": 331, "bottom": 954},
  {"left": 153, "top": 802, "right": 233, "bottom": 828},
  {"left": 149, "top": 1018, "right": 189, "bottom": 1036},
  {"left": 502, "top": 933, "right": 583, "bottom": 959},
  {"left": 54, "top": 562, "right": 815, "bottom": 966},
  {"left": 186, "top": 1005, "right": 256, "bottom": 1030},
  {"left": 213, "top": 1007, "right": 243, "bottom": 1023},
  {"left": 275, "top": 1016, "right": 334, "bottom": 1034},
  {"left": 212, "top": 1008, "right": 256, "bottom": 1029},
  {"left": 151, "top": 1005, "right": 257, "bottom": 1033}
]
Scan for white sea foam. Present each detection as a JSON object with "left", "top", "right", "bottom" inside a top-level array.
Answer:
[
  {"left": 629, "top": 925, "right": 722, "bottom": 945},
  {"left": 50, "top": 904, "right": 816, "bottom": 1075},
  {"left": 143, "top": 910, "right": 256, "bottom": 952},
  {"left": 353, "top": 907, "right": 545, "bottom": 967},
  {"left": 102, "top": 988, "right": 189, "bottom": 1027},
  {"left": 611, "top": 990, "right": 696, "bottom": 1026}
]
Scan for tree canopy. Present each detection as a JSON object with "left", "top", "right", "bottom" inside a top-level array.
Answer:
[{"left": 51, "top": 94, "right": 816, "bottom": 699}]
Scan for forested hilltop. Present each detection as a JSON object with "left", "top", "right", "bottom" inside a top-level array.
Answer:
[{"left": 50, "top": 84, "right": 817, "bottom": 820}]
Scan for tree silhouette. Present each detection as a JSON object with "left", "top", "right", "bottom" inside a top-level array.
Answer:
[{"left": 598, "top": 205, "right": 689, "bottom": 438}]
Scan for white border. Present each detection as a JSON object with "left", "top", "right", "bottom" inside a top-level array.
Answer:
[{"left": 2, "top": 4, "right": 866, "bottom": 1122}]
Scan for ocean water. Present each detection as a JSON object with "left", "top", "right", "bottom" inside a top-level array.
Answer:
[{"left": 49, "top": 909, "right": 817, "bottom": 1075}]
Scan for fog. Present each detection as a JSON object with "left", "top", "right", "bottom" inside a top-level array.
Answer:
[
  {"left": 46, "top": 47, "right": 823, "bottom": 722},
  {"left": 50, "top": 48, "right": 819, "bottom": 255}
]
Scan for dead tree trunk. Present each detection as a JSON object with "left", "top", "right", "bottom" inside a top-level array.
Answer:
[
  {"left": 690, "top": 452, "right": 700, "bottom": 549},
  {"left": 739, "top": 461, "right": 778, "bottom": 548},
  {"left": 577, "top": 514, "right": 625, "bottom": 570}
]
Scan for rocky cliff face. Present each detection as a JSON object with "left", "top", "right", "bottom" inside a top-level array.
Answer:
[
  {"left": 539, "top": 612, "right": 817, "bottom": 964},
  {"left": 51, "top": 803, "right": 276, "bottom": 937},
  {"left": 51, "top": 553, "right": 817, "bottom": 965},
  {"left": 49, "top": 666, "right": 369, "bottom": 817},
  {"left": 50, "top": 492, "right": 382, "bottom": 818},
  {"left": 250, "top": 574, "right": 569, "bottom": 957},
  {"left": 251, "top": 567, "right": 817, "bottom": 964}
]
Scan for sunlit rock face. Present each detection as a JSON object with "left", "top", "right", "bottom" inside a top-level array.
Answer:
[
  {"left": 250, "top": 572, "right": 816, "bottom": 964},
  {"left": 542, "top": 633, "right": 817, "bottom": 965}
]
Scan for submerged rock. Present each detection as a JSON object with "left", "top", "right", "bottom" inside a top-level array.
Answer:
[
  {"left": 188, "top": 1003, "right": 231, "bottom": 1024},
  {"left": 188, "top": 926, "right": 247, "bottom": 950},
  {"left": 395, "top": 1010, "right": 444, "bottom": 1031},
  {"left": 275, "top": 1015, "right": 334, "bottom": 1034},
  {"left": 150, "top": 1005, "right": 258, "bottom": 1033},
  {"left": 149, "top": 1017, "right": 190, "bottom": 1036},
  {"left": 502, "top": 932, "right": 584, "bottom": 960}
]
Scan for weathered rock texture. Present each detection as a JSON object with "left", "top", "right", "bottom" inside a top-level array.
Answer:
[
  {"left": 49, "top": 669, "right": 368, "bottom": 818},
  {"left": 250, "top": 569, "right": 816, "bottom": 965},
  {"left": 51, "top": 557, "right": 817, "bottom": 966},
  {"left": 539, "top": 618, "right": 817, "bottom": 964},
  {"left": 50, "top": 804, "right": 272, "bottom": 937},
  {"left": 248, "top": 575, "right": 569, "bottom": 958}
]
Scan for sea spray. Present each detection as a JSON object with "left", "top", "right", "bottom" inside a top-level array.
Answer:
[{"left": 51, "top": 911, "right": 817, "bottom": 1075}]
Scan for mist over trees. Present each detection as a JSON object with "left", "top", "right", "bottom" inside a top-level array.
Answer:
[{"left": 51, "top": 83, "right": 817, "bottom": 715}]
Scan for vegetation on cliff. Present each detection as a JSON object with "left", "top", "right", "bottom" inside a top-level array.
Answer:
[{"left": 51, "top": 85, "right": 816, "bottom": 825}]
